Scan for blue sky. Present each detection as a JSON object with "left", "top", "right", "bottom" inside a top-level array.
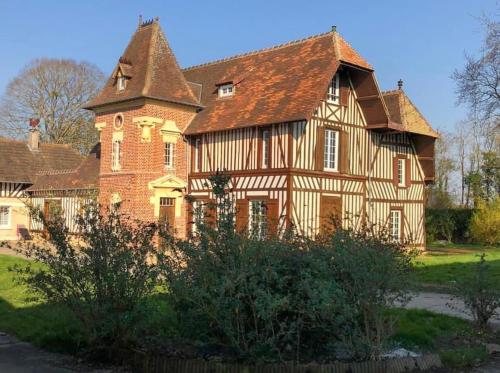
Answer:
[{"left": 0, "top": 0, "right": 496, "bottom": 132}]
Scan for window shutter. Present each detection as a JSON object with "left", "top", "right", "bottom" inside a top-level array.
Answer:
[
  {"left": 207, "top": 199, "right": 217, "bottom": 227},
  {"left": 315, "top": 126, "right": 325, "bottom": 171},
  {"left": 339, "top": 72, "right": 349, "bottom": 107},
  {"left": 236, "top": 199, "right": 249, "bottom": 234},
  {"left": 405, "top": 158, "right": 412, "bottom": 187},
  {"left": 266, "top": 199, "right": 279, "bottom": 237},
  {"left": 392, "top": 157, "right": 398, "bottom": 186},
  {"left": 340, "top": 130, "right": 349, "bottom": 174}
]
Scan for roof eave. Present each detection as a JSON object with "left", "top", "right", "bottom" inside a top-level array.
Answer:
[{"left": 84, "top": 95, "right": 204, "bottom": 111}]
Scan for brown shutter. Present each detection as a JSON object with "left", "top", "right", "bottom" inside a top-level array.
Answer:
[
  {"left": 340, "top": 130, "right": 349, "bottom": 174},
  {"left": 339, "top": 72, "right": 349, "bottom": 107},
  {"left": 405, "top": 158, "right": 411, "bottom": 187},
  {"left": 392, "top": 157, "right": 398, "bottom": 186},
  {"left": 320, "top": 196, "right": 342, "bottom": 235},
  {"left": 266, "top": 199, "right": 279, "bottom": 237},
  {"left": 315, "top": 126, "right": 325, "bottom": 171},
  {"left": 236, "top": 199, "right": 249, "bottom": 234},
  {"left": 207, "top": 199, "right": 217, "bottom": 227}
]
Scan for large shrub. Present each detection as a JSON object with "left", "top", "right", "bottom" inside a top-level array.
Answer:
[
  {"left": 11, "top": 203, "right": 165, "bottom": 361},
  {"left": 163, "top": 172, "right": 415, "bottom": 362},
  {"left": 425, "top": 208, "right": 474, "bottom": 243},
  {"left": 469, "top": 198, "right": 500, "bottom": 245}
]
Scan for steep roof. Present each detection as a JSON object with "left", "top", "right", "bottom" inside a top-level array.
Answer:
[
  {"left": 27, "top": 143, "right": 100, "bottom": 192},
  {"left": 86, "top": 19, "right": 201, "bottom": 109},
  {"left": 183, "top": 31, "right": 372, "bottom": 134},
  {"left": 382, "top": 90, "right": 438, "bottom": 138},
  {"left": 0, "top": 137, "right": 83, "bottom": 183}
]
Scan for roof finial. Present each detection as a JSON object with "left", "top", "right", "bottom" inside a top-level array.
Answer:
[
  {"left": 154, "top": 16, "right": 160, "bottom": 23},
  {"left": 138, "top": 15, "right": 143, "bottom": 29},
  {"left": 331, "top": 25, "right": 337, "bottom": 33},
  {"left": 398, "top": 79, "right": 403, "bottom": 90}
]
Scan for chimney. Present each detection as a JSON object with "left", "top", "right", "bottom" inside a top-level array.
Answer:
[
  {"left": 397, "top": 79, "right": 403, "bottom": 90},
  {"left": 28, "top": 118, "right": 40, "bottom": 151}
]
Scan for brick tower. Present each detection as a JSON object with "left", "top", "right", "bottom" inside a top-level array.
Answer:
[{"left": 85, "top": 17, "right": 201, "bottom": 237}]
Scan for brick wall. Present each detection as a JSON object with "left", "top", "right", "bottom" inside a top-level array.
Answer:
[{"left": 96, "top": 99, "right": 196, "bottom": 238}]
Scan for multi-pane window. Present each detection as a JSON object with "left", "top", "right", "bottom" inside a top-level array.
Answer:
[
  {"left": 191, "top": 200, "right": 206, "bottom": 233},
  {"left": 111, "top": 140, "right": 121, "bottom": 170},
  {"left": 262, "top": 130, "right": 270, "bottom": 169},
  {"left": 249, "top": 200, "right": 267, "bottom": 240},
  {"left": 327, "top": 74, "right": 339, "bottom": 104},
  {"left": 194, "top": 138, "right": 201, "bottom": 172},
  {"left": 165, "top": 142, "right": 174, "bottom": 169},
  {"left": 0, "top": 206, "right": 10, "bottom": 228},
  {"left": 397, "top": 158, "right": 406, "bottom": 186},
  {"left": 390, "top": 210, "right": 401, "bottom": 242},
  {"left": 117, "top": 76, "right": 126, "bottom": 91},
  {"left": 324, "top": 129, "right": 339, "bottom": 171},
  {"left": 218, "top": 83, "right": 234, "bottom": 97}
]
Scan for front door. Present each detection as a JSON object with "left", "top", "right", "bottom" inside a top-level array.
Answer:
[{"left": 159, "top": 197, "right": 176, "bottom": 230}]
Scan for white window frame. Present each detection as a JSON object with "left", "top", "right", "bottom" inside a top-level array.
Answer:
[
  {"left": 191, "top": 200, "right": 206, "bottom": 234},
  {"left": 390, "top": 210, "right": 402, "bottom": 242},
  {"left": 324, "top": 129, "right": 339, "bottom": 172},
  {"left": 262, "top": 130, "right": 270, "bottom": 169},
  {"left": 165, "top": 142, "right": 174, "bottom": 169},
  {"left": 194, "top": 138, "right": 201, "bottom": 172},
  {"left": 397, "top": 158, "right": 406, "bottom": 187},
  {"left": 249, "top": 200, "right": 267, "bottom": 240},
  {"left": 327, "top": 74, "right": 340, "bottom": 104},
  {"left": 0, "top": 206, "right": 11, "bottom": 229},
  {"left": 117, "top": 75, "right": 126, "bottom": 91},
  {"left": 111, "top": 140, "right": 122, "bottom": 171},
  {"left": 218, "top": 83, "right": 234, "bottom": 98}
]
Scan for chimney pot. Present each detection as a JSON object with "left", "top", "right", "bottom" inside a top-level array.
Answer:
[
  {"left": 398, "top": 79, "right": 403, "bottom": 90},
  {"left": 331, "top": 25, "right": 337, "bottom": 33},
  {"left": 28, "top": 119, "right": 40, "bottom": 151}
]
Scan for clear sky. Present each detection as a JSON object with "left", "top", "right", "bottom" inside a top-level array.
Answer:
[{"left": 0, "top": 0, "right": 496, "bottom": 132}]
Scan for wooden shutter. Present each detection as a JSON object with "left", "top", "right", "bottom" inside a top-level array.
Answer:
[
  {"left": 315, "top": 126, "right": 325, "bottom": 171},
  {"left": 236, "top": 199, "right": 249, "bottom": 234},
  {"left": 320, "top": 195, "right": 342, "bottom": 235},
  {"left": 339, "top": 71, "right": 349, "bottom": 107},
  {"left": 207, "top": 199, "right": 217, "bottom": 227},
  {"left": 266, "top": 199, "right": 279, "bottom": 237},
  {"left": 339, "top": 130, "right": 349, "bottom": 174},
  {"left": 405, "top": 158, "right": 411, "bottom": 187}
]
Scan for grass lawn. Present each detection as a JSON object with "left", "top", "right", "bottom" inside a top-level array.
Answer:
[{"left": 415, "top": 243, "right": 500, "bottom": 290}]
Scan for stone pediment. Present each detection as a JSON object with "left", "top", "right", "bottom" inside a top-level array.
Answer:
[{"left": 148, "top": 174, "right": 187, "bottom": 190}]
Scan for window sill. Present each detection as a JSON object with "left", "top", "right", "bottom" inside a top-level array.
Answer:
[
  {"left": 324, "top": 168, "right": 339, "bottom": 173},
  {"left": 0, "top": 226, "right": 12, "bottom": 230}
]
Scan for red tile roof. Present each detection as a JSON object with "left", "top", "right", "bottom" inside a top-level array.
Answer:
[{"left": 183, "top": 31, "right": 371, "bottom": 134}]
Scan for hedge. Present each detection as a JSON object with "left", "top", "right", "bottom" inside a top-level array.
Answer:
[{"left": 425, "top": 208, "right": 474, "bottom": 243}]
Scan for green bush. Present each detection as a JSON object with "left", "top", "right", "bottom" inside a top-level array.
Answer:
[
  {"left": 469, "top": 197, "right": 500, "bottom": 245},
  {"left": 425, "top": 208, "right": 474, "bottom": 243},
  {"left": 10, "top": 202, "right": 165, "bottom": 361}
]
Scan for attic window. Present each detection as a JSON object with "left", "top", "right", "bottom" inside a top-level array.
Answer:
[
  {"left": 327, "top": 73, "right": 340, "bottom": 104},
  {"left": 218, "top": 83, "right": 234, "bottom": 98},
  {"left": 117, "top": 75, "right": 126, "bottom": 91}
]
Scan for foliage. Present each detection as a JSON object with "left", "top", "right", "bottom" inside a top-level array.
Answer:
[
  {"left": 470, "top": 197, "right": 500, "bottom": 245},
  {"left": 425, "top": 208, "right": 474, "bottom": 243},
  {"left": 163, "top": 172, "right": 415, "bottom": 363},
  {"left": 0, "top": 58, "right": 104, "bottom": 153},
  {"left": 439, "top": 346, "right": 489, "bottom": 369},
  {"left": 453, "top": 253, "right": 500, "bottom": 329},
  {"left": 9, "top": 202, "right": 165, "bottom": 361}
]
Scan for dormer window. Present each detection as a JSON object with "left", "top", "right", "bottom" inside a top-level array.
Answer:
[
  {"left": 117, "top": 75, "right": 126, "bottom": 91},
  {"left": 218, "top": 83, "right": 234, "bottom": 98},
  {"left": 327, "top": 73, "right": 340, "bottom": 104}
]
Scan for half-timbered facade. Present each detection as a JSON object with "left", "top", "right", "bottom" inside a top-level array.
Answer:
[{"left": 84, "top": 18, "right": 437, "bottom": 247}]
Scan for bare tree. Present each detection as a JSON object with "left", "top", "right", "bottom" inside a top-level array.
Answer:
[
  {"left": 0, "top": 59, "right": 104, "bottom": 153},
  {"left": 453, "top": 17, "right": 499, "bottom": 122},
  {"left": 455, "top": 121, "right": 469, "bottom": 206}
]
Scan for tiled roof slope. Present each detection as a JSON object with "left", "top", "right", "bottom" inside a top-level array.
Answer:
[
  {"left": 27, "top": 143, "right": 100, "bottom": 192},
  {"left": 86, "top": 20, "right": 200, "bottom": 109},
  {"left": 183, "top": 31, "right": 372, "bottom": 134},
  {"left": 0, "top": 137, "right": 83, "bottom": 183},
  {"left": 382, "top": 90, "right": 438, "bottom": 138}
]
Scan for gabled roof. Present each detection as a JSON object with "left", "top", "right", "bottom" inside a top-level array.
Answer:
[
  {"left": 27, "top": 143, "right": 100, "bottom": 192},
  {"left": 382, "top": 90, "right": 438, "bottom": 138},
  {"left": 183, "top": 31, "right": 372, "bottom": 134},
  {"left": 0, "top": 137, "right": 83, "bottom": 184},
  {"left": 85, "top": 19, "right": 201, "bottom": 109}
]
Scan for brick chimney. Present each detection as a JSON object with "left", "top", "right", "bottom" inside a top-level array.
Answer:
[{"left": 28, "top": 118, "right": 40, "bottom": 151}]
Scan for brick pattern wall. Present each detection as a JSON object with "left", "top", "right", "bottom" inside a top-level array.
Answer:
[{"left": 96, "top": 100, "right": 196, "bottom": 238}]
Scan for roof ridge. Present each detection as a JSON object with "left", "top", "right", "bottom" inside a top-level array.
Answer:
[
  {"left": 183, "top": 31, "right": 333, "bottom": 71},
  {"left": 381, "top": 89, "right": 402, "bottom": 95},
  {"left": 36, "top": 169, "right": 76, "bottom": 176}
]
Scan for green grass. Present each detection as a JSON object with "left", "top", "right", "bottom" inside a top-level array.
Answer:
[{"left": 415, "top": 243, "right": 500, "bottom": 289}]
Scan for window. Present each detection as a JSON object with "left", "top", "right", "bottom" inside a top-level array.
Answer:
[
  {"left": 324, "top": 129, "right": 339, "bottom": 171},
  {"left": 112, "top": 140, "right": 121, "bottom": 170},
  {"left": 262, "top": 130, "right": 270, "bottom": 169},
  {"left": 218, "top": 83, "right": 234, "bottom": 97},
  {"left": 117, "top": 75, "right": 126, "bottom": 91},
  {"left": 191, "top": 200, "right": 206, "bottom": 233},
  {"left": 390, "top": 209, "right": 402, "bottom": 242},
  {"left": 160, "top": 197, "right": 175, "bottom": 206},
  {"left": 114, "top": 114, "right": 124, "bottom": 130},
  {"left": 249, "top": 200, "right": 267, "bottom": 239},
  {"left": 327, "top": 74, "right": 340, "bottom": 104},
  {"left": 165, "top": 142, "right": 174, "bottom": 169},
  {"left": 194, "top": 138, "right": 201, "bottom": 172},
  {"left": 0, "top": 206, "right": 10, "bottom": 228},
  {"left": 397, "top": 158, "right": 406, "bottom": 186}
]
